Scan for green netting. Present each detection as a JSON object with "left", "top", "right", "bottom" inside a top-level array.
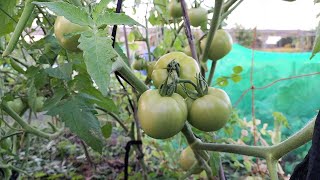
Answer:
[{"left": 208, "top": 44, "right": 320, "bottom": 132}]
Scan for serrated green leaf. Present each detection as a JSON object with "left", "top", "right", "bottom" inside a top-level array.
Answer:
[
  {"left": 92, "top": 0, "right": 111, "bottom": 19},
  {"left": 44, "top": 63, "right": 73, "bottom": 80},
  {"left": 209, "top": 152, "right": 220, "bottom": 176},
  {"left": 114, "top": 42, "right": 129, "bottom": 66},
  {"left": 231, "top": 74, "right": 242, "bottom": 83},
  {"left": 34, "top": 2, "right": 93, "bottom": 26},
  {"left": 0, "top": 0, "right": 16, "bottom": 36},
  {"left": 96, "top": 12, "right": 143, "bottom": 27},
  {"left": 27, "top": 79, "right": 37, "bottom": 112},
  {"left": 78, "top": 31, "right": 117, "bottom": 96},
  {"left": 46, "top": 96, "right": 104, "bottom": 153},
  {"left": 101, "top": 122, "right": 112, "bottom": 139},
  {"left": 232, "top": 66, "right": 243, "bottom": 74},
  {"left": 43, "top": 88, "right": 67, "bottom": 111}
]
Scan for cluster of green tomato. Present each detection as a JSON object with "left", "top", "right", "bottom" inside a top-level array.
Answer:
[
  {"left": 5, "top": 96, "right": 45, "bottom": 115},
  {"left": 52, "top": 10, "right": 233, "bottom": 173}
]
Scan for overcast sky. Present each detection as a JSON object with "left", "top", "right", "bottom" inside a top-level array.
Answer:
[
  {"left": 124, "top": 0, "right": 320, "bottom": 30},
  {"left": 221, "top": 0, "right": 320, "bottom": 30}
]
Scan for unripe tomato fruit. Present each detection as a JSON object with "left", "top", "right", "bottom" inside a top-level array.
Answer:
[
  {"left": 187, "top": 87, "right": 232, "bottom": 132},
  {"left": 7, "top": 98, "right": 24, "bottom": 114},
  {"left": 0, "top": 138, "right": 12, "bottom": 150},
  {"left": 131, "top": 59, "right": 147, "bottom": 70},
  {"left": 188, "top": 7, "right": 207, "bottom": 27},
  {"left": 34, "top": 96, "right": 45, "bottom": 112},
  {"left": 151, "top": 52, "right": 200, "bottom": 97},
  {"left": 146, "top": 61, "right": 157, "bottom": 79},
  {"left": 54, "top": 16, "right": 90, "bottom": 52},
  {"left": 169, "top": 0, "right": 183, "bottom": 18},
  {"left": 137, "top": 89, "right": 187, "bottom": 139},
  {"left": 180, "top": 146, "right": 202, "bottom": 174},
  {"left": 200, "top": 29, "right": 233, "bottom": 61}
]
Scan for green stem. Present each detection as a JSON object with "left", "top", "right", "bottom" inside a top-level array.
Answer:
[
  {"left": 1, "top": 102, "right": 63, "bottom": 139},
  {"left": 220, "top": 0, "right": 244, "bottom": 21},
  {"left": 3, "top": 0, "right": 35, "bottom": 57},
  {"left": 207, "top": 60, "right": 217, "bottom": 86},
  {"left": 266, "top": 157, "right": 278, "bottom": 180},
  {"left": 113, "top": 58, "right": 149, "bottom": 93},
  {"left": 270, "top": 119, "right": 315, "bottom": 160},
  {"left": 145, "top": 16, "right": 152, "bottom": 61},
  {"left": 201, "top": 0, "right": 224, "bottom": 63},
  {"left": 96, "top": 106, "right": 129, "bottom": 133},
  {"left": 169, "top": 23, "right": 184, "bottom": 49}
]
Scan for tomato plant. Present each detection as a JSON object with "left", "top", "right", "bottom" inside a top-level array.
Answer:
[
  {"left": 54, "top": 16, "right": 90, "bottom": 52},
  {"left": 7, "top": 98, "right": 24, "bottom": 114},
  {"left": 169, "top": 0, "right": 183, "bottom": 18},
  {"left": 187, "top": 87, "right": 232, "bottom": 132},
  {"left": 137, "top": 89, "right": 187, "bottom": 139},
  {"left": 180, "top": 146, "right": 204, "bottom": 174},
  {"left": 201, "top": 29, "right": 233, "bottom": 61},
  {"left": 188, "top": 7, "right": 207, "bottom": 27},
  {"left": 131, "top": 58, "right": 147, "bottom": 70},
  {"left": 151, "top": 52, "right": 200, "bottom": 97}
]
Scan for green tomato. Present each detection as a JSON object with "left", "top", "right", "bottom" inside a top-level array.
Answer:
[
  {"left": 151, "top": 52, "right": 200, "bottom": 97},
  {"left": 188, "top": 7, "right": 207, "bottom": 27},
  {"left": 0, "top": 138, "right": 12, "bottom": 150},
  {"left": 131, "top": 59, "right": 147, "bottom": 70},
  {"left": 187, "top": 87, "right": 232, "bottom": 132},
  {"left": 146, "top": 61, "right": 157, "bottom": 79},
  {"left": 137, "top": 89, "right": 187, "bottom": 139},
  {"left": 200, "top": 29, "right": 233, "bottom": 61},
  {"left": 169, "top": 0, "right": 183, "bottom": 18},
  {"left": 7, "top": 98, "right": 24, "bottom": 114},
  {"left": 34, "top": 96, "right": 45, "bottom": 112},
  {"left": 180, "top": 146, "right": 203, "bottom": 174},
  {"left": 54, "top": 16, "right": 90, "bottom": 52}
]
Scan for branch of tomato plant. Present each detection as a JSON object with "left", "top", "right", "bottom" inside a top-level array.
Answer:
[
  {"left": 202, "top": 0, "right": 224, "bottom": 85},
  {"left": 266, "top": 157, "right": 278, "bottom": 180},
  {"left": 194, "top": 150, "right": 214, "bottom": 179},
  {"left": 169, "top": 23, "right": 185, "bottom": 50},
  {"left": 96, "top": 106, "right": 129, "bottom": 133},
  {"left": 222, "top": 0, "right": 237, "bottom": 13},
  {"left": 0, "top": 163, "right": 30, "bottom": 177},
  {"left": 3, "top": 0, "right": 35, "bottom": 57},
  {"left": 179, "top": 163, "right": 201, "bottom": 180},
  {"left": 144, "top": 6, "right": 152, "bottom": 62},
  {"left": 180, "top": 0, "right": 199, "bottom": 63},
  {"left": 1, "top": 102, "right": 63, "bottom": 139},
  {"left": 220, "top": 0, "right": 244, "bottom": 21}
]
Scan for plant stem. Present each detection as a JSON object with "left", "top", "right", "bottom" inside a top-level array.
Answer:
[
  {"left": 180, "top": 0, "right": 199, "bottom": 63},
  {"left": 123, "top": 26, "right": 131, "bottom": 63},
  {"left": 1, "top": 102, "right": 63, "bottom": 139},
  {"left": 201, "top": 0, "right": 224, "bottom": 63},
  {"left": 169, "top": 23, "right": 184, "bottom": 49},
  {"left": 3, "top": 0, "right": 34, "bottom": 57},
  {"left": 113, "top": 58, "right": 149, "bottom": 93},
  {"left": 145, "top": 11, "right": 152, "bottom": 61},
  {"left": 266, "top": 157, "right": 278, "bottom": 180},
  {"left": 207, "top": 60, "right": 217, "bottom": 86},
  {"left": 220, "top": 0, "right": 244, "bottom": 21},
  {"left": 96, "top": 106, "right": 129, "bottom": 133},
  {"left": 270, "top": 118, "right": 315, "bottom": 160}
]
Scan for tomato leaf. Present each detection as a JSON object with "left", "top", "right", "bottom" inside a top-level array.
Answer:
[
  {"left": 43, "top": 88, "right": 67, "bottom": 111},
  {"left": 78, "top": 30, "right": 118, "bottom": 97},
  {"left": 47, "top": 96, "right": 104, "bottom": 153},
  {"left": 44, "top": 63, "right": 73, "bottom": 81},
  {"left": 96, "top": 12, "right": 143, "bottom": 27},
  {"left": 92, "top": 0, "right": 111, "bottom": 20},
  {"left": 33, "top": 2, "right": 93, "bottom": 26},
  {"left": 0, "top": 0, "right": 16, "bottom": 36},
  {"left": 209, "top": 152, "right": 220, "bottom": 176},
  {"left": 114, "top": 42, "right": 130, "bottom": 66},
  {"left": 311, "top": 21, "right": 320, "bottom": 60},
  {"left": 216, "top": 77, "right": 229, "bottom": 87},
  {"left": 27, "top": 79, "right": 37, "bottom": 112},
  {"left": 101, "top": 122, "right": 112, "bottom": 139}
]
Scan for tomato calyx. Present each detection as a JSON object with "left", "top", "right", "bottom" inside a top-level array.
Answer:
[
  {"left": 179, "top": 73, "right": 208, "bottom": 99},
  {"left": 159, "top": 60, "right": 180, "bottom": 97}
]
